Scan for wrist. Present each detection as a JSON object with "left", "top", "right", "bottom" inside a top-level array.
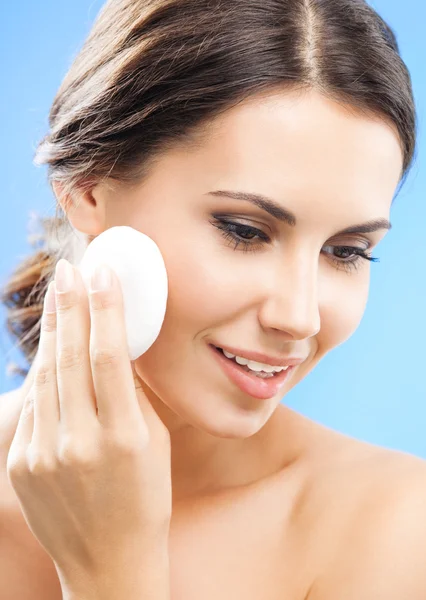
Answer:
[{"left": 57, "top": 540, "right": 170, "bottom": 600}]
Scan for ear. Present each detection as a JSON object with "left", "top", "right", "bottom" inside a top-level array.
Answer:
[{"left": 52, "top": 180, "right": 107, "bottom": 237}]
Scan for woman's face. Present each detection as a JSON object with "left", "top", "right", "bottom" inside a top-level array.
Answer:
[{"left": 90, "top": 88, "right": 403, "bottom": 439}]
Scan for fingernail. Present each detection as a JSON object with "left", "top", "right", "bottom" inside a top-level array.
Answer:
[
  {"left": 91, "top": 264, "right": 112, "bottom": 292},
  {"left": 55, "top": 259, "right": 75, "bottom": 292}
]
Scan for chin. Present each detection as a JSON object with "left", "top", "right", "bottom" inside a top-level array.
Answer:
[{"left": 172, "top": 388, "right": 278, "bottom": 439}]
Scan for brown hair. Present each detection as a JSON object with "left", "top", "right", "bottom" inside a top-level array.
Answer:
[{"left": 1, "top": 0, "right": 417, "bottom": 380}]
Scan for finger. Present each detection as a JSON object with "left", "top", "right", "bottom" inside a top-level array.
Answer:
[
  {"left": 7, "top": 388, "right": 35, "bottom": 469},
  {"left": 88, "top": 265, "right": 146, "bottom": 431},
  {"left": 54, "top": 259, "right": 98, "bottom": 430},
  {"left": 32, "top": 281, "right": 60, "bottom": 448}
]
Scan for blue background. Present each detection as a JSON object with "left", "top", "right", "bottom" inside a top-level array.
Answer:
[{"left": 1, "top": 1, "right": 425, "bottom": 456}]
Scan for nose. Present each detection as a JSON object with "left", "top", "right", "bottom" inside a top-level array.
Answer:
[{"left": 258, "top": 257, "right": 321, "bottom": 340}]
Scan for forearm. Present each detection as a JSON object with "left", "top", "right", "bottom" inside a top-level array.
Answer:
[{"left": 57, "top": 543, "right": 171, "bottom": 600}]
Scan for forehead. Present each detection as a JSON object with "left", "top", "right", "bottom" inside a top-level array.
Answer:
[{"left": 187, "top": 88, "right": 403, "bottom": 216}]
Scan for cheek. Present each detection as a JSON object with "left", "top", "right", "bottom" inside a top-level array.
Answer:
[
  {"left": 161, "top": 243, "right": 250, "bottom": 326},
  {"left": 135, "top": 242, "right": 238, "bottom": 366},
  {"left": 131, "top": 241, "right": 250, "bottom": 409},
  {"left": 318, "top": 275, "right": 370, "bottom": 351}
]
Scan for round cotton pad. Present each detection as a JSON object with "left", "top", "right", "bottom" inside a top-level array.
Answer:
[{"left": 76, "top": 226, "right": 168, "bottom": 360}]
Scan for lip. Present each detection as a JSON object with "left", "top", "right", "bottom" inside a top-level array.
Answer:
[
  {"left": 209, "top": 344, "right": 296, "bottom": 400},
  {"left": 211, "top": 343, "right": 306, "bottom": 368}
]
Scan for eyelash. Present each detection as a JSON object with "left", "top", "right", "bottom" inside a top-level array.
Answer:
[{"left": 211, "top": 218, "right": 380, "bottom": 274}]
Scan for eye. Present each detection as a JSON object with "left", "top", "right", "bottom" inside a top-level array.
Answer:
[
  {"left": 322, "top": 244, "right": 379, "bottom": 274},
  {"left": 211, "top": 218, "right": 270, "bottom": 252},
  {"left": 210, "top": 217, "right": 379, "bottom": 273}
]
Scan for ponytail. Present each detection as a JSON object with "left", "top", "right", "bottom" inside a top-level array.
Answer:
[{"left": 1, "top": 211, "right": 75, "bottom": 379}]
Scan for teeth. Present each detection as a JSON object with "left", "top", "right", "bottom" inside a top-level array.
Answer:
[{"left": 221, "top": 349, "right": 289, "bottom": 373}]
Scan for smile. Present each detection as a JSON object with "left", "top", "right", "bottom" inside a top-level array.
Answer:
[{"left": 209, "top": 345, "right": 295, "bottom": 400}]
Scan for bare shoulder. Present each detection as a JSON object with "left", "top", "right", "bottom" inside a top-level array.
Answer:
[
  {"left": 298, "top": 418, "right": 426, "bottom": 600},
  {"left": 305, "top": 417, "right": 426, "bottom": 493}
]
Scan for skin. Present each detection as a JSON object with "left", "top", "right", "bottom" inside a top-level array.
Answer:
[
  {"left": 52, "top": 87, "right": 402, "bottom": 503},
  {"left": 2, "top": 87, "right": 426, "bottom": 598}
]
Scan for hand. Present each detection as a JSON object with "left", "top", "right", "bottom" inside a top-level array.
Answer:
[{"left": 6, "top": 259, "right": 172, "bottom": 588}]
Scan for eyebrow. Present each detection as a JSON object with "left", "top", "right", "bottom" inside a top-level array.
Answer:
[{"left": 206, "top": 190, "right": 392, "bottom": 235}]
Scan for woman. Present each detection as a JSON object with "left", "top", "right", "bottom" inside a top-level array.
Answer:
[{"left": 1, "top": 0, "right": 425, "bottom": 598}]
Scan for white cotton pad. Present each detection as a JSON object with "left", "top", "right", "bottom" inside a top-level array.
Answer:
[{"left": 76, "top": 226, "right": 168, "bottom": 360}]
